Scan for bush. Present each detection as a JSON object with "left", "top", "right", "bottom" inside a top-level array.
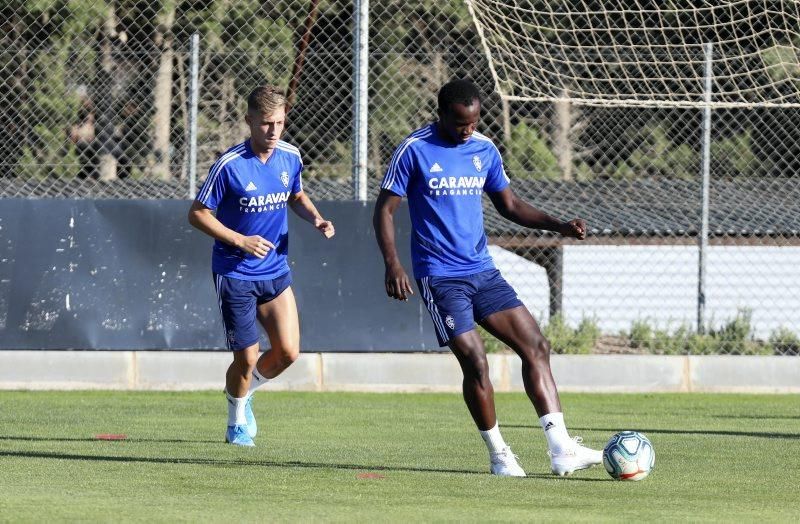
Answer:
[
  {"left": 544, "top": 315, "right": 600, "bottom": 354},
  {"left": 769, "top": 328, "right": 800, "bottom": 356},
  {"left": 626, "top": 310, "right": 772, "bottom": 355},
  {"left": 504, "top": 121, "right": 562, "bottom": 180}
]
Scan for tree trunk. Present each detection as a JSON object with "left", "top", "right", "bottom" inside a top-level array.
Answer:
[
  {"left": 152, "top": 4, "right": 176, "bottom": 181},
  {"left": 500, "top": 97, "right": 512, "bottom": 153},
  {"left": 97, "top": 6, "right": 119, "bottom": 181}
]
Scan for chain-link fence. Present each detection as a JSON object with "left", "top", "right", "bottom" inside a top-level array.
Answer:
[{"left": 1, "top": 1, "right": 799, "bottom": 354}]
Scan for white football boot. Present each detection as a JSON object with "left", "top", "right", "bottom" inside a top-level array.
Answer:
[
  {"left": 549, "top": 437, "right": 603, "bottom": 476},
  {"left": 489, "top": 446, "right": 526, "bottom": 477}
]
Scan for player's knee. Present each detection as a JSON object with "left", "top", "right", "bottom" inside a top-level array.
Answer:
[
  {"left": 530, "top": 335, "right": 551, "bottom": 360},
  {"left": 232, "top": 349, "right": 259, "bottom": 373},
  {"left": 278, "top": 345, "right": 300, "bottom": 367},
  {"left": 462, "top": 354, "right": 490, "bottom": 384}
]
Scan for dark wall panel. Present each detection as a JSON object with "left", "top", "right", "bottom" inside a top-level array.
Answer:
[{"left": 0, "top": 199, "right": 440, "bottom": 351}]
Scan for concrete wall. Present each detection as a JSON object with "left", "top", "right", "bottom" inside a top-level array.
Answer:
[{"left": 1, "top": 352, "right": 798, "bottom": 393}]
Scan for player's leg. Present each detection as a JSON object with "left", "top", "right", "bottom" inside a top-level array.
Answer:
[
  {"left": 447, "top": 330, "right": 524, "bottom": 477},
  {"left": 448, "top": 330, "right": 497, "bottom": 431},
  {"left": 254, "top": 285, "right": 300, "bottom": 380},
  {"left": 480, "top": 306, "right": 560, "bottom": 416},
  {"left": 224, "top": 342, "right": 259, "bottom": 445},
  {"left": 476, "top": 270, "right": 601, "bottom": 475},
  {"left": 215, "top": 273, "right": 259, "bottom": 446},
  {"left": 418, "top": 275, "right": 524, "bottom": 477},
  {"left": 240, "top": 275, "right": 299, "bottom": 440}
]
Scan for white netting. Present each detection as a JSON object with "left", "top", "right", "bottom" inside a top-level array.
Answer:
[{"left": 467, "top": 0, "right": 800, "bottom": 107}]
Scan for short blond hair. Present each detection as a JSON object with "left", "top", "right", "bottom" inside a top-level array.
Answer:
[{"left": 247, "top": 84, "right": 286, "bottom": 115}]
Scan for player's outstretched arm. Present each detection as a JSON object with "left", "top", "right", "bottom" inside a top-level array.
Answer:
[
  {"left": 289, "top": 191, "right": 335, "bottom": 238},
  {"left": 487, "top": 187, "right": 587, "bottom": 240},
  {"left": 187, "top": 200, "right": 275, "bottom": 258},
  {"left": 372, "top": 189, "right": 414, "bottom": 301}
]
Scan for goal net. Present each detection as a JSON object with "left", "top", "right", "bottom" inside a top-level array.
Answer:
[{"left": 466, "top": 0, "right": 800, "bottom": 107}]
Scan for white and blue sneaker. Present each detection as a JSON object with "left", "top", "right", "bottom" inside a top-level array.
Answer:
[
  {"left": 245, "top": 394, "right": 257, "bottom": 439},
  {"left": 225, "top": 424, "right": 255, "bottom": 447}
]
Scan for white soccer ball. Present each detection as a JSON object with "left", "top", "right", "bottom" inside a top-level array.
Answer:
[{"left": 602, "top": 431, "right": 655, "bottom": 481}]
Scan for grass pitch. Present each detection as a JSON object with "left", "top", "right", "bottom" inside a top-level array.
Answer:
[{"left": 0, "top": 391, "right": 798, "bottom": 522}]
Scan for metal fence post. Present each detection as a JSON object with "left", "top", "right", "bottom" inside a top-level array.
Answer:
[
  {"left": 188, "top": 32, "right": 200, "bottom": 199},
  {"left": 352, "top": 0, "right": 369, "bottom": 201},
  {"left": 698, "top": 42, "right": 713, "bottom": 333}
]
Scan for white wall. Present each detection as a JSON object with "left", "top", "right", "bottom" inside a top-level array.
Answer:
[{"left": 489, "top": 245, "right": 800, "bottom": 338}]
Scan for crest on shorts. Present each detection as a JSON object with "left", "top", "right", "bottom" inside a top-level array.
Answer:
[
  {"left": 445, "top": 315, "right": 455, "bottom": 330},
  {"left": 472, "top": 155, "right": 482, "bottom": 172},
  {"left": 280, "top": 171, "right": 289, "bottom": 187}
]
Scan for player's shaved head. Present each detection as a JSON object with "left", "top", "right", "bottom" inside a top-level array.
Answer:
[
  {"left": 437, "top": 79, "right": 481, "bottom": 115},
  {"left": 247, "top": 84, "right": 286, "bottom": 115}
]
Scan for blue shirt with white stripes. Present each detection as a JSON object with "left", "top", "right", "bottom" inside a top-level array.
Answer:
[
  {"left": 196, "top": 139, "right": 303, "bottom": 280},
  {"left": 380, "top": 123, "right": 510, "bottom": 278}
]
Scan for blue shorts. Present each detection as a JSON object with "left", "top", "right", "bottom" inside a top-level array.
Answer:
[
  {"left": 213, "top": 271, "right": 292, "bottom": 350},
  {"left": 417, "top": 269, "right": 523, "bottom": 347}
]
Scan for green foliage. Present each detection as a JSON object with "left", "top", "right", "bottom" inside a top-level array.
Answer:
[
  {"left": 627, "top": 310, "right": 772, "bottom": 355},
  {"left": 760, "top": 44, "right": 800, "bottom": 82},
  {"left": 504, "top": 121, "right": 561, "bottom": 180},
  {"left": 543, "top": 314, "right": 600, "bottom": 354},
  {"left": 5, "top": 1, "right": 797, "bottom": 183},
  {"left": 305, "top": 140, "right": 352, "bottom": 180},
  {"left": 370, "top": 55, "right": 438, "bottom": 163},
  {"left": 768, "top": 327, "right": 800, "bottom": 356},
  {"left": 710, "top": 309, "right": 762, "bottom": 355},
  {"left": 712, "top": 131, "right": 758, "bottom": 177},
  {"left": 623, "top": 123, "right": 698, "bottom": 180}
]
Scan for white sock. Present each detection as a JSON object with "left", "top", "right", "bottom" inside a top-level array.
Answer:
[
  {"left": 540, "top": 412, "right": 573, "bottom": 454},
  {"left": 479, "top": 423, "right": 508, "bottom": 454},
  {"left": 247, "top": 367, "right": 270, "bottom": 396},
  {"left": 226, "top": 391, "right": 247, "bottom": 426}
]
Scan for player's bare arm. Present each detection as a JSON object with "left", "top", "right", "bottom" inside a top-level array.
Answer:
[
  {"left": 288, "top": 191, "right": 335, "bottom": 238},
  {"left": 487, "top": 187, "right": 586, "bottom": 240},
  {"left": 372, "top": 189, "right": 414, "bottom": 301},
  {"left": 187, "top": 200, "right": 275, "bottom": 258}
]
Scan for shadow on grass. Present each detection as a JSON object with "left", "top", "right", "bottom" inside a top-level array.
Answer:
[
  {"left": 0, "top": 448, "right": 607, "bottom": 481},
  {"left": 0, "top": 436, "right": 219, "bottom": 444},
  {"left": 711, "top": 415, "right": 800, "bottom": 421},
  {"left": 502, "top": 425, "right": 800, "bottom": 440}
]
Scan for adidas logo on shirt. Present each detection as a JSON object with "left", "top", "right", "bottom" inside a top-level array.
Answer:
[
  {"left": 429, "top": 162, "right": 443, "bottom": 173},
  {"left": 245, "top": 181, "right": 257, "bottom": 191}
]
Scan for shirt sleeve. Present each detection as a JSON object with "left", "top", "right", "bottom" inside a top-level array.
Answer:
[
  {"left": 484, "top": 145, "right": 510, "bottom": 193},
  {"left": 380, "top": 141, "right": 415, "bottom": 197},
  {"left": 195, "top": 158, "right": 230, "bottom": 210}
]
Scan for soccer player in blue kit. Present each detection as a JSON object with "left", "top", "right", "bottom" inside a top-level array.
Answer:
[
  {"left": 373, "top": 79, "right": 602, "bottom": 476},
  {"left": 188, "top": 85, "right": 334, "bottom": 446}
]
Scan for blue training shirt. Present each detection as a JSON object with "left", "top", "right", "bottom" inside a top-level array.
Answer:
[
  {"left": 380, "top": 123, "right": 510, "bottom": 278},
  {"left": 195, "top": 139, "right": 303, "bottom": 280}
]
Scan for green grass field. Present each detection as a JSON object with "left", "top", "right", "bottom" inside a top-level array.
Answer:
[{"left": 1, "top": 391, "right": 798, "bottom": 522}]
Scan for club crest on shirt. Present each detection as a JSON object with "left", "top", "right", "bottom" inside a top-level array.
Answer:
[
  {"left": 280, "top": 171, "right": 289, "bottom": 188},
  {"left": 472, "top": 155, "right": 482, "bottom": 172},
  {"left": 445, "top": 315, "right": 455, "bottom": 330}
]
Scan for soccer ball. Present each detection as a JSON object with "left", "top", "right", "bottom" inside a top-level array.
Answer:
[{"left": 602, "top": 431, "right": 655, "bottom": 481}]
